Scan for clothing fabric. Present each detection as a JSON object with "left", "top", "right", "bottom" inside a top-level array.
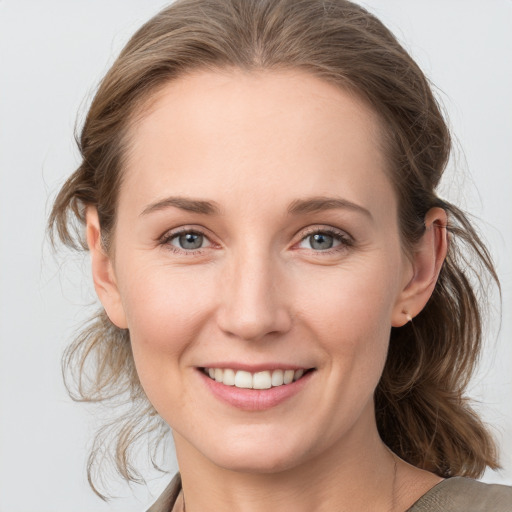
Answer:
[
  {"left": 406, "top": 477, "right": 512, "bottom": 511},
  {"left": 147, "top": 474, "right": 182, "bottom": 512},
  {"left": 146, "top": 473, "right": 512, "bottom": 512}
]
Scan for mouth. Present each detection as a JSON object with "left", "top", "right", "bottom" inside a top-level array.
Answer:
[
  {"left": 201, "top": 367, "right": 315, "bottom": 390},
  {"left": 199, "top": 366, "right": 316, "bottom": 410}
]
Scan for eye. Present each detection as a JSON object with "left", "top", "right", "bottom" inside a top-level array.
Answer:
[
  {"left": 297, "top": 228, "right": 351, "bottom": 252},
  {"left": 166, "top": 230, "right": 212, "bottom": 251}
]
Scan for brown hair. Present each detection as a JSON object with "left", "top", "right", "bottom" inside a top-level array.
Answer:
[{"left": 49, "top": 0, "right": 500, "bottom": 496}]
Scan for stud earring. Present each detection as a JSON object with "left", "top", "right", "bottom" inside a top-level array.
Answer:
[{"left": 402, "top": 310, "right": 413, "bottom": 323}]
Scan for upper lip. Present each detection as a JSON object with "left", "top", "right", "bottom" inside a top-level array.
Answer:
[{"left": 198, "top": 363, "right": 313, "bottom": 372}]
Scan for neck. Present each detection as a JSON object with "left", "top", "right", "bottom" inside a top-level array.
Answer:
[{"left": 173, "top": 417, "right": 398, "bottom": 512}]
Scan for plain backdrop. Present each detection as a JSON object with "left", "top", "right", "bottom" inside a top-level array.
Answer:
[{"left": 1, "top": 1, "right": 511, "bottom": 511}]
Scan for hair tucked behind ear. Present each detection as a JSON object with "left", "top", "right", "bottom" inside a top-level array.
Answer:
[
  {"left": 49, "top": 0, "right": 500, "bottom": 497},
  {"left": 376, "top": 201, "right": 500, "bottom": 477}
]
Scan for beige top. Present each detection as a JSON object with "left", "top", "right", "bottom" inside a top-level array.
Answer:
[{"left": 147, "top": 474, "right": 512, "bottom": 512}]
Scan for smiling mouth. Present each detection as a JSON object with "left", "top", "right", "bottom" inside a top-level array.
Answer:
[{"left": 202, "top": 367, "right": 315, "bottom": 390}]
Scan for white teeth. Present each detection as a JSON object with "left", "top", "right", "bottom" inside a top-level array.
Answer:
[
  {"left": 283, "top": 370, "right": 295, "bottom": 385},
  {"left": 253, "top": 371, "right": 272, "bottom": 389},
  {"left": 222, "top": 368, "right": 236, "bottom": 386},
  {"left": 204, "top": 367, "right": 309, "bottom": 389},
  {"left": 271, "top": 369, "right": 284, "bottom": 386},
  {"left": 234, "top": 370, "right": 253, "bottom": 388}
]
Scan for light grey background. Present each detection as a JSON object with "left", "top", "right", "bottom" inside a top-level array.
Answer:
[{"left": 1, "top": 1, "right": 511, "bottom": 511}]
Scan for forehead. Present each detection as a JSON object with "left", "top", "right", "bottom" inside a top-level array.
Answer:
[{"left": 121, "top": 68, "right": 395, "bottom": 218}]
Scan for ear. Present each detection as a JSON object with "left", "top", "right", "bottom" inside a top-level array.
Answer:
[
  {"left": 86, "top": 207, "right": 128, "bottom": 329},
  {"left": 391, "top": 207, "right": 448, "bottom": 327}
]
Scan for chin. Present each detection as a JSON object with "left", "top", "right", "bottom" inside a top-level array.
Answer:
[
  {"left": 200, "top": 430, "right": 308, "bottom": 475},
  {"left": 214, "top": 451, "right": 300, "bottom": 475}
]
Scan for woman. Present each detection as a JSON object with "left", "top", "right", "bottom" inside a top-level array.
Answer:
[{"left": 49, "top": 0, "right": 512, "bottom": 510}]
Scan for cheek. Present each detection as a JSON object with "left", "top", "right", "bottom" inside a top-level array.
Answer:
[
  {"left": 116, "top": 261, "right": 218, "bottom": 368},
  {"left": 295, "top": 259, "right": 398, "bottom": 339},
  {"left": 292, "top": 259, "right": 399, "bottom": 388},
  {"left": 115, "top": 262, "right": 222, "bottom": 422}
]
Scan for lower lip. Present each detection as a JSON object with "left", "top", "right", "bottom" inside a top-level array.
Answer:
[{"left": 199, "top": 370, "right": 314, "bottom": 411}]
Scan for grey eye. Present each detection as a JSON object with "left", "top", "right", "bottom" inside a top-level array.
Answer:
[
  {"left": 309, "top": 233, "right": 334, "bottom": 250},
  {"left": 173, "top": 232, "right": 206, "bottom": 250},
  {"left": 298, "top": 231, "right": 344, "bottom": 251}
]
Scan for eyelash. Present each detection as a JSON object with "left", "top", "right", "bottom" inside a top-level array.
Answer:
[
  {"left": 158, "top": 226, "right": 353, "bottom": 255},
  {"left": 297, "top": 227, "right": 353, "bottom": 254},
  {"left": 159, "top": 227, "right": 213, "bottom": 255}
]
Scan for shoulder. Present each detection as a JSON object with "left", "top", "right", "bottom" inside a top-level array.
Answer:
[
  {"left": 407, "top": 477, "right": 512, "bottom": 512},
  {"left": 144, "top": 474, "right": 512, "bottom": 512}
]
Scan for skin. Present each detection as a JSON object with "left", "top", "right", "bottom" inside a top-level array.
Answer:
[{"left": 87, "top": 69, "right": 447, "bottom": 511}]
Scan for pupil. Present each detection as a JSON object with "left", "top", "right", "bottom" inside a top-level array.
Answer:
[
  {"left": 179, "top": 233, "right": 203, "bottom": 249},
  {"left": 311, "top": 233, "right": 333, "bottom": 250}
]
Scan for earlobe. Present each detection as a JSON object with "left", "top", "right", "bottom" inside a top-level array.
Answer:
[
  {"left": 392, "top": 207, "right": 448, "bottom": 327},
  {"left": 86, "top": 207, "right": 128, "bottom": 329}
]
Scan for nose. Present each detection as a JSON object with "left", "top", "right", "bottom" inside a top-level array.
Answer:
[{"left": 216, "top": 248, "right": 292, "bottom": 342}]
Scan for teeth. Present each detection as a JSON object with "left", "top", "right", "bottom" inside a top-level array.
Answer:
[
  {"left": 223, "top": 368, "right": 236, "bottom": 386},
  {"left": 234, "top": 370, "right": 253, "bottom": 389},
  {"left": 271, "top": 369, "right": 284, "bottom": 386},
  {"left": 253, "top": 371, "right": 272, "bottom": 390},
  {"left": 204, "top": 368, "right": 308, "bottom": 389},
  {"left": 283, "top": 370, "right": 294, "bottom": 385}
]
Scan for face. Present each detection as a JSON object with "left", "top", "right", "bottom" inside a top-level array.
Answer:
[{"left": 94, "top": 69, "right": 418, "bottom": 474}]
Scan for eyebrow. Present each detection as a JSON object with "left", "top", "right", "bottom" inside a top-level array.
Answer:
[
  {"left": 287, "top": 196, "right": 373, "bottom": 220},
  {"left": 140, "top": 196, "right": 221, "bottom": 216},
  {"left": 140, "top": 195, "right": 372, "bottom": 219}
]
